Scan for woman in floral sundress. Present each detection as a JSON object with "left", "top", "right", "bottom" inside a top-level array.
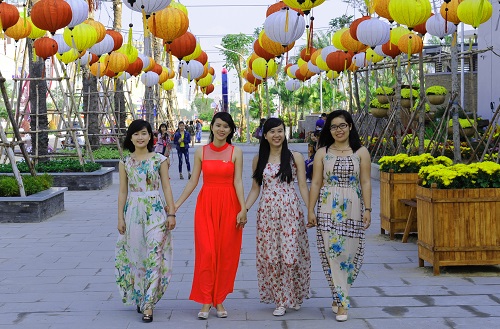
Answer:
[
  {"left": 308, "top": 110, "right": 372, "bottom": 322},
  {"left": 115, "top": 119, "right": 176, "bottom": 323},
  {"left": 245, "top": 118, "right": 313, "bottom": 317}
]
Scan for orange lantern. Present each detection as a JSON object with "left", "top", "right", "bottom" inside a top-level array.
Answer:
[
  {"left": 159, "top": 67, "right": 169, "bottom": 84},
  {"left": 259, "top": 32, "right": 294, "bottom": 56},
  {"left": 253, "top": 40, "right": 275, "bottom": 61},
  {"left": 266, "top": 1, "right": 304, "bottom": 16},
  {"left": 349, "top": 16, "right": 371, "bottom": 40},
  {"left": 397, "top": 33, "right": 423, "bottom": 56},
  {"left": 381, "top": 41, "right": 401, "bottom": 59},
  {"left": 202, "top": 84, "right": 214, "bottom": 95},
  {"left": 30, "top": 0, "right": 73, "bottom": 35},
  {"left": 325, "top": 50, "right": 353, "bottom": 72},
  {"left": 90, "top": 62, "right": 106, "bottom": 77},
  {"left": 106, "top": 29, "right": 123, "bottom": 51},
  {"left": 243, "top": 82, "right": 257, "bottom": 93},
  {"left": 208, "top": 66, "right": 215, "bottom": 76},
  {"left": 104, "top": 68, "right": 117, "bottom": 78},
  {"left": 341, "top": 29, "right": 367, "bottom": 53},
  {"left": 0, "top": 2, "right": 20, "bottom": 32},
  {"left": 107, "top": 51, "right": 129, "bottom": 73},
  {"left": 150, "top": 63, "right": 163, "bottom": 75},
  {"left": 126, "top": 57, "right": 143, "bottom": 76},
  {"left": 34, "top": 37, "right": 58, "bottom": 60},
  {"left": 148, "top": 7, "right": 189, "bottom": 44},
  {"left": 440, "top": 0, "right": 463, "bottom": 26},
  {"left": 5, "top": 17, "right": 32, "bottom": 41},
  {"left": 300, "top": 46, "right": 316, "bottom": 62},
  {"left": 195, "top": 51, "right": 208, "bottom": 66},
  {"left": 374, "top": 0, "right": 393, "bottom": 22},
  {"left": 168, "top": 31, "right": 197, "bottom": 60},
  {"left": 88, "top": 53, "right": 99, "bottom": 65},
  {"left": 84, "top": 18, "right": 106, "bottom": 43}
]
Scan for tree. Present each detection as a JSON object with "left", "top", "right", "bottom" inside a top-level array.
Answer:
[
  {"left": 328, "top": 14, "right": 354, "bottom": 31},
  {"left": 191, "top": 95, "right": 216, "bottom": 122}
]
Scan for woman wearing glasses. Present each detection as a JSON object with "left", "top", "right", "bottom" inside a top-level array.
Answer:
[{"left": 307, "top": 110, "right": 372, "bottom": 322}]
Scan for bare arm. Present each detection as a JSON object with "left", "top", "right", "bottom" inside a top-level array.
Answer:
[
  {"left": 245, "top": 155, "right": 261, "bottom": 211},
  {"left": 292, "top": 151, "right": 310, "bottom": 207},
  {"left": 175, "top": 147, "right": 202, "bottom": 209},
  {"left": 160, "top": 159, "right": 176, "bottom": 230},
  {"left": 358, "top": 146, "right": 372, "bottom": 230},
  {"left": 117, "top": 161, "right": 128, "bottom": 235},
  {"left": 307, "top": 147, "right": 326, "bottom": 227},
  {"left": 233, "top": 146, "right": 247, "bottom": 228}
]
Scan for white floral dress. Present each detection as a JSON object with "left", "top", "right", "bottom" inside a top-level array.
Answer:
[
  {"left": 316, "top": 150, "right": 365, "bottom": 310},
  {"left": 256, "top": 161, "right": 311, "bottom": 308},
  {"left": 115, "top": 153, "right": 173, "bottom": 310}
]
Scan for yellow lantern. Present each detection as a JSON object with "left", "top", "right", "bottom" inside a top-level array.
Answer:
[
  {"left": 116, "top": 44, "right": 139, "bottom": 65},
  {"left": 197, "top": 73, "right": 213, "bottom": 88},
  {"left": 5, "top": 17, "right": 32, "bottom": 41},
  {"left": 282, "top": 0, "right": 326, "bottom": 15},
  {"left": 90, "top": 61, "right": 107, "bottom": 77},
  {"left": 183, "top": 42, "right": 202, "bottom": 61},
  {"left": 389, "top": 0, "right": 431, "bottom": 29},
  {"left": 326, "top": 70, "right": 339, "bottom": 80},
  {"left": 84, "top": 18, "right": 106, "bottom": 43},
  {"left": 63, "top": 23, "right": 98, "bottom": 51},
  {"left": 148, "top": 7, "right": 189, "bottom": 44},
  {"left": 107, "top": 51, "right": 129, "bottom": 73},
  {"left": 365, "top": 48, "right": 384, "bottom": 64},
  {"left": 332, "top": 28, "right": 349, "bottom": 51},
  {"left": 457, "top": 0, "right": 493, "bottom": 29},
  {"left": 297, "top": 58, "right": 306, "bottom": 67},
  {"left": 440, "top": 0, "right": 464, "bottom": 26},
  {"left": 162, "top": 79, "right": 174, "bottom": 91},
  {"left": 252, "top": 57, "right": 277, "bottom": 79},
  {"left": 169, "top": 0, "right": 188, "bottom": 16},
  {"left": 390, "top": 26, "right": 411, "bottom": 45},
  {"left": 56, "top": 48, "right": 80, "bottom": 64},
  {"left": 23, "top": 16, "right": 46, "bottom": 39},
  {"left": 316, "top": 55, "right": 331, "bottom": 72}
]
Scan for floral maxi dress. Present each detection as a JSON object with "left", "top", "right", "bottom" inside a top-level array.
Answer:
[
  {"left": 115, "top": 153, "right": 173, "bottom": 309},
  {"left": 256, "top": 162, "right": 311, "bottom": 308},
  {"left": 316, "top": 151, "right": 365, "bottom": 310}
]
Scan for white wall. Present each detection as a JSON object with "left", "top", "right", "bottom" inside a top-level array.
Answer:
[{"left": 478, "top": 1, "right": 500, "bottom": 121}]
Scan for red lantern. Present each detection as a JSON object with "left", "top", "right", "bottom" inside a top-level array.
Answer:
[
  {"left": 126, "top": 57, "right": 144, "bottom": 76},
  {"left": 300, "top": 47, "right": 316, "bottom": 62},
  {"left": 325, "top": 50, "right": 353, "bottom": 72},
  {"left": 150, "top": 63, "right": 163, "bottom": 75},
  {"left": 34, "top": 37, "right": 58, "bottom": 60},
  {"left": 106, "top": 29, "right": 123, "bottom": 51},
  {"left": 30, "top": 0, "right": 72, "bottom": 35},
  {"left": 195, "top": 51, "right": 208, "bottom": 66},
  {"left": 266, "top": 1, "right": 304, "bottom": 16},
  {"left": 0, "top": 2, "right": 20, "bottom": 32},
  {"left": 88, "top": 53, "right": 99, "bottom": 65},
  {"left": 413, "top": 13, "right": 433, "bottom": 35},
  {"left": 208, "top": 66, "right": 215, "bottom": 76},
  {"left": 202, "top": 84, "right": 214, "bottom": 95},
  {"left": 168, "top": 31, "right": 197, "bottom": 60}
]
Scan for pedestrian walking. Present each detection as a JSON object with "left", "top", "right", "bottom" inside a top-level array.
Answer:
[
  {"left": 154, "top": 123, "right": 171, "bottom": 166},
  {"left": 195, "top": 119, "right": 202, "bottom": 143},
  {"left": 173, "top": 121, "right": 192, "bottom": 179},
  {"left": 174, "top": 112, "right": 247, "bottom": 320},
  {"left": 307, "top": 110, "right": 372, "bottom": 322},
  {"left": 115, "top": 119, "right": 177, "bottom": 323},
  {"left": 245, "top": 118, "right": 313, "bottom": 316}
]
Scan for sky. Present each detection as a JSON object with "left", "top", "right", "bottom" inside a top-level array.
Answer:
[{"left": 94, "top": 0, "right": 359, "bottom": 100}]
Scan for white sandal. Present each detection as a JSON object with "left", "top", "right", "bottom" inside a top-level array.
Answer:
[{"left": 273, "top": 306, "right": 286, "bottom": 316}]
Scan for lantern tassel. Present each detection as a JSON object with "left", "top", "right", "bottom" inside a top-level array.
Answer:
[
  {"left": 285, "top": 8, "right": 289, "bottom": 33},
  {"left": 407, "top": 38, "right": 412, "bottom": 72}
]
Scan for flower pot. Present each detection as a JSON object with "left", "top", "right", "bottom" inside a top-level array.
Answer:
[
  {"left": 447, "top": 126, "right": 475, "bottom": 137},
  {"left": 376, "top": 95, "right": 391, "bottom": 105},
  {"left": 400, "top": 98, "right": 412, "bottom": 108},
  {"left": 371, "top": 107, "right": 389, "bottom": 118},
  {"left": 427, "top": 94, "right": 446, "bottom": 105}
]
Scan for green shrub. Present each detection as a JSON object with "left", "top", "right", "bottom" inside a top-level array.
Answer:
[
  {"left": 0, "top": 159, "right": 102, "bottom": 173},
  {"left": 401, "top": 89, "right": 419, "bottom": 99},
  {"left": 375, "top": 86, "right": 394, "bottom": 95},
  {"left": 0, "top": 174, "right": 53, "bottom": 197},
  {"left": 92, "top": 147, "right": 128, "bottom": 159},
  {"left": 426, "top": 85, "right": 448, "bottom": 95}
]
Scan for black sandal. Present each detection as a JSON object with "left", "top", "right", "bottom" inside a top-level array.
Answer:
[
  {"left": 142, "top": 305, "right": 153, "bottom": 323},
  {"left": 136, "top": 305, "right": 141, "bottom": 313}
]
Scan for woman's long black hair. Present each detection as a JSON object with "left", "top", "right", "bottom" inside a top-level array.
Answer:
[
  {"left": 318, "top": 110, "right": 362, "bottom": 152},
  {"left": 252, "top": 118, "right": 293, "bottom": 186},
  {"left": 209, "top": 112, "right": 236, "bottom": 144},
  {"left": 123, "top": 119, "right": 154, "bottom": 152}
]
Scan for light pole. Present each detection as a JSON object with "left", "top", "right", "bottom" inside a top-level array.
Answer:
[{"left": 214, "top": 45, "right": 250, "bottom": 144}]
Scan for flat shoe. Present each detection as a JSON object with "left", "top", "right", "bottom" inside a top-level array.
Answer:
[
  {"left": 336, "top": 313, "right": 348, "bottom": 322},
  {"left": 197, "top": 311, "right": 209, "bottom": 320},
  {"left": 216, "top": 310, "right": 228, "bottom": 318},
  {"left": 292, "top": 304, "right": 301, "bottom": 311},
  {"left": 136, "top": 305, "right": 141, "bottom": 313},
  {"left": 273, "top": 306, "right": 286, "bottom": 316},
  {"left": 142, "top": 311, "right": 153, "bottom": 323},
  {"left": 332, "top": 305, "right": 338, "bottom": 314}
]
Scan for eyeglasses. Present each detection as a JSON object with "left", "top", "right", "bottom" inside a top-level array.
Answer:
[{"left": 330, "top": 123, "right": 349, "bottom": 131}]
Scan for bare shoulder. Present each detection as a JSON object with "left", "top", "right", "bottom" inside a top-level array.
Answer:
[
  {"left": 232, "top": 145, "right": 243, "bottom": 156},
  {"left": 357, "top": 146, "right": 371, "bottom": 159},
  {"left": 315, "top": 146, "right": 327, "bottom": 158},
  {"left": 292, "top": 151, "right": 304, "bottom": 161}
]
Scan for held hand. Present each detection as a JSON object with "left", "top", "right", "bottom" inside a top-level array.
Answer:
[
  {"left": 166, "top": 216, "right": 176, "bottom": 230},
  {"left": 117, "top": 219, "right": 126, "bottom": 235},
  {"left": 363, "top": 211, "right": 371, "bottom": 230},
  {"left": 236, "top": 210, "right": 247, "bottom": 229},
  {"left": 307, "top": 213, "right": 317, "bottom": 228}
]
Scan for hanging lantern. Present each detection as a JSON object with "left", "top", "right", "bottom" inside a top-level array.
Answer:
[
  {"left": 325, "top": 50, "right": 353, "bottom": 72},
  {"left": 180, "top": 60, "right": 204, "bottom": 80},
  {"left": 381, "top": 41, "right": 401, "bottom": 59},
  {"left": 440, "top": 0, "right": 463, "bottom": 26},
  {"left": 353, "top": 52, "right": 367, "bottom": 68},
  {"left": 340, "top": 29, "right": 367, "bottom": 53},
  {"left": 66, "top": 0, "right": 88, "bottom": 29},
  {"left": 426, "top": 13, "right": 456, "bottom": 39},
  {"left": 349, "top": 16, "right": 371, "bottom": 41},
  {"left": 282, "top": 0, "right": 326, "bottom": 15},
  {"left": 78, "top": 51, "right": 92, "bottom": 65},
  {"left": 126, "top": 57, "right": 144, "bottom": 76},
  {"left": 196, "top": 64, "right": 209, "bottom": 80},
  {"left": 390, "top": 26, "right": 411, "bottom": 45},
  {"left": 356, "top": 18, "right": 391, "bottom": 48},
  {"left": 106, "top": 51, "right": 130, "bottom": 73},
  {"left": 23, "top": 15, "right": 46, "bottom": 39},
  {"left": 286, "top": 64, "right": 299, "bottom": 78},
  {"left": 285, "top": 79, "right": 301, "bottom": 91},
  {"left": 294, "top": 69, "right": 308, "bottom": 82},
  {"left": 148, "top": 7, "right": 189, "bottom": 44},
  {"left": 202, "top": 84, "right": 214, "bottom": 95},
  {"left": 117, "top": 72, "right": 131, "bottom": 81},
  {"left": 150, "top": 63, "right": 163, "bottom": 75},
  {"left": 253, "top": 40, "right": 275, "bottom": 61},
  {"left": 141, "top": 71, "right": 160, "bottom": 87},
  {"left": 31, "top": 0, "right": 73, "bottom": 35},
  {"left": 365, "top": 48, "right": 384, "bottom": 64},
  {"left": 90, "top": 61, "right": 106, "bottom": 77},
  {"left": 243, "top": 82, "right": 257, "bottom": 94},
  {"left": 34, "top": 37, "right": 58, "bottom": 60},
  {"left": 299, "top": 62, "right": 316, "bottom": 78},
  {"left": 106, "top": 29, "right": 123, "bottom": 51},
  {"left": 84, "top": 19, "right": 106, "bottom": 43},
  {"left": 332, "top": 28, "right": 349, "bottom": 51},
  {"left": 168, "top": 31, "right": 197, "bottom": 60},
  {"left": 117, "top": 43, "right": 139, "bottom": 65},
  {"left": 89, "top": 34, "right": 114, "bottom": 56},
  {"left": 158, "top": 67, "right": 170, "bottom": 84},
  {"left": 246, "top": 70, "right": 262, "bottom": 85},
  {"left": 300, "top": 46, "right": 316, "bottom": 62},
  {"left": 104, "top": 68, "right": 118, "bottom": 78},
  {"left": 56, "top": 48, "right": 80, "bottom": 64},
  {"left": 374, "top": 0, "right": 393, "bottom": 22},
  {"left": 457, "top": 0, "right": 493, "bottom": 29},
  {"left": 169, "top": 0, "right": 188, "bottom": 16},
  {"left": 321, "top": 45, "right": 337, "bottom": 60},
  {"left": 5, "top": 17, "right": 32, "bottom": 41},
  {"left": 182, "top": 42, "right": 202, "bottom": 62},
  {"left": 413, "top": 13, "right": 433, "bottom": 35},
  {"left": 197, "top": 73, "right": 213, "bottom": 88},
  {"left": 143, "top": 56, "right": 156, "bottom": 72},
  {"left": 326, "top": 70, "right": 339, "bottom": 80},
  {"left": 124, "top": 0, "right": 172, "bottom": 16},
  {"left": 389, "top": 0, "right": 431, "bottom": 30},
  {"left": 264, "top": 7, "right": 306, "bottom": 47},
  {"left": 63, "top": 23, "right": 98, "bottom": 51},
  {"left": 252, "top": 58, "right": 278, "bottom": 79},
  {"left": 88, "top": 53, "right": 99, "bottom": 65},
  {"left": 259, "top": 31, "right": 294, "bottom": 56},
  {"left": 315, "top": 54, "right": 331, "bottom": 71},
  {"left": 195, "top": 51, "right": 208, "bottom": 66},
  {"left": 162, "top": 79, "right": 174, "bottom": 91},
  {"left": 398, "top": 33, "right": 423, "bottom": 56},
  {"left": 0, "top": 2, "right": 20, "bottom": 32},
  {"left": 266, "top": 1, "right": 304, "bottom": 16},
  {"left": 52, "top": 34, "right": 71, "bottom": 54},
  {"left": 310, "top": 48, "right": 322, "bottom": 65},
  {"left": 307, "top": 61, "right": 321, "bottom": 74}
]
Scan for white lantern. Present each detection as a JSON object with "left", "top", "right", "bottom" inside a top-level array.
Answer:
[
  {"left": 353, "top": 52, "right": 367, "bottom": 68},
  {"left": 180, "top": 60, "right": 204, "bottom": 81},
  {"left": 356, "top": 18, "right": 390, "bottom": 48},
  {"left": 285, "top": 79, "right": 301, "bottom": 91},
  {"left": 373, "top": 45, "right": 387, "bottom": 58},
  {"left": 137, "top": 53, "right": 150, "bottom": 70},
  {"left": 123, "top": 0, "right": 172, "bottom": 15},
  {"left": 426, "top": 14, "right": 456, "bottom": 39},
  {"left": 321, "top": 45, "right": 337, "bottom": 60},
  {"left": 78, "top": 51, "right": 93, "bottom": 66},
  {"left": 53, "top": 34, "right": 71, "bottom": 54},
  {"left": 118, "top": 72, "right": 131, "bottom": 81},
  {"left": 264, "top": 7, "right": 305, "bottom": 46},
  {"left": 286, "top": 64, "right": 299, "bottom": 78},
  {"left": 89, "top": 34, "right": 114, "bottom": 56},
  {"left": 307, "top": 61, "right": 321, "bottom": 74},
  {"left": 141, "top": 71, "right": 159, "bottom": 86},
  {"left": 66, "top": 0, "right": 89, "bottom": 29}
]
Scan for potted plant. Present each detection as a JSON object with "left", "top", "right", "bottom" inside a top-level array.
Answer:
[
  {"left": 375, "top": 86, "right": 394, "bottom": 104},
  {"left": 425, "top": 85, "right": 448, "bottom": 105},
  {"left": 377, "top": 153, "right": 452, "bottom": 240},
  {"left": 400, "top": 88, "right": 419, "bottom": 108},
  {"left": 369, "top": 98, "right": 390, "bottom": 118},
  {"left": 416, "top": 162, "right": 500, "bottom": 275},
  {"left": 447, "top": 118, "right": 475, "bottom": 137}
]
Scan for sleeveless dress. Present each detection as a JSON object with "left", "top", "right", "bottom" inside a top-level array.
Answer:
[
  {"left": 190, "top": 143, "right": 243, "bottom": 305},
  {"left": 256, "top": 161, "right": 311, "bottom": 308},
  {"left": 115, "top": 153, "right": 173, "bottom": 309},
  {"left": 316, "top": 150, "right": 365, "bottom": 310}
]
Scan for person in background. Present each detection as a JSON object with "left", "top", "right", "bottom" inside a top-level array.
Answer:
[
  {"left": 187, "top": 120, "right": 196, "bottom": 147},
  {"left": 154, "top": 123, "right": 171, "bottom": 166},
  {"left": 315, "top": 113, "right": 327, "bottom": 133},
  {"left": 245, "top": 118, "right": 312, "bottom": 317},
  {"left": 173, "top": 121, "right": 192, "bottom": 179},
  {"left": 307, "top": 110, "right": 372, "bottom": 322},
  {"left": 115, "top": 119, "right": 176, "bottom": 323},
  {"left": 253, "top": 118, "right": 267, "bottom": 141},
  {"left": 174, "top": 112, "right": 246, "bottom": 320},
  {"left": 195, "top": 119, "right": 203, "bottom": 143}
]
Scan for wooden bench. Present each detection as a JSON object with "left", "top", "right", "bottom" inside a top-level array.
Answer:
[{"left": 398, "top": 198, "right": 417, "bottom": 243}]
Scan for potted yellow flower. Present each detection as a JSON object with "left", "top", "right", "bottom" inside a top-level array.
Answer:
[
  {"left": 425, "top": 85, "right": 448, "bottom": 105},
  {"left": 375, "top": 86, "right": 394, "bottom": 104},
  {"left": 416, "top": 162, "right": 500, "bottom": 275},
  {"left": 447, "top": 118, "right": 475, "bottom": 137},
  {"left": 400, "top": 88, "right": 419, "bottom": 108},
  {"left": 369, "top": 98, "right": 390, "bottom": 118}
]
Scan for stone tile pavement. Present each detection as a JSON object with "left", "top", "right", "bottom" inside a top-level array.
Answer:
[{"left": 0, "top": 141, "right": 499, "bottom": 329}]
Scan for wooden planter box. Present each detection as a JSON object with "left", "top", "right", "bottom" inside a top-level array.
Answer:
[
  {"left": 416, "top": 186, "right": 500, "bottom": 275},
  {"left": 380, "top": 171, "right": 419, "bottom": 239},
  {"left": 0, "top": 187, "right": 67, "bottom": 223}
]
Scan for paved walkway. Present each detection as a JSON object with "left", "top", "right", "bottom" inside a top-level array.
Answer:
[{"left": 1, "top": 141, "right": 499, "bottom": 329}]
